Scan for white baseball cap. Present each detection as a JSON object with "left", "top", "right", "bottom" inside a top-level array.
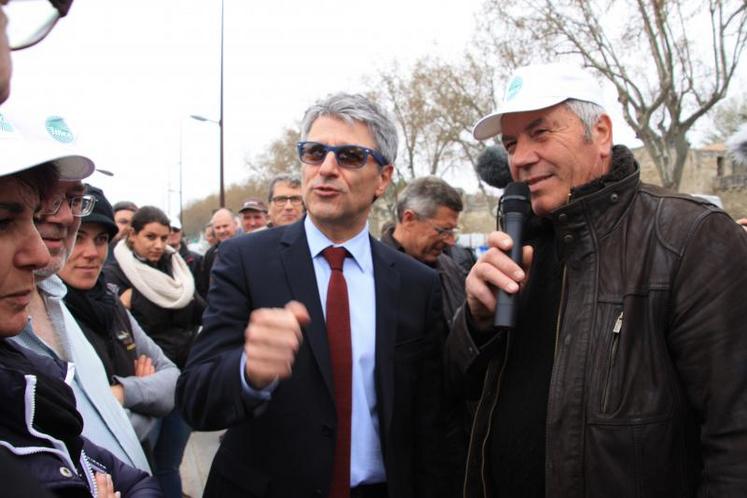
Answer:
[
  {"left": 0, "top": 109, "right": 95, "bottom": 180},
  {"left": 473, "top": 63, "right": 605, "bottom": 140}
]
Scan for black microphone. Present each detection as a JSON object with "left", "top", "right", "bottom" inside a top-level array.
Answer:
[
  {"left": 476, "top": 145, "right": 512, "bottom": 189},
  {"left": 494, "top": 182, "right": 531, "bottom": 329}
]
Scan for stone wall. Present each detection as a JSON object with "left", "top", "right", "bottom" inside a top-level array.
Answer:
[{"left": 633, "top": 144, "right": 747, "bottom": 218}]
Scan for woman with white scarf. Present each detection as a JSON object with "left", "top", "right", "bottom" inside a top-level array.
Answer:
[{"left": 105, "top": 206, "right": 204, "bottom": 498}]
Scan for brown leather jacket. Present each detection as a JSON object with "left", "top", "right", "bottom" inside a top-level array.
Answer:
[{"left": 447, "top": 146, "right": 747, "bottom": 497}]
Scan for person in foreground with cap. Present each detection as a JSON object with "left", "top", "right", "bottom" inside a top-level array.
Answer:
[
  {"left": 6, "top": 110, "right": 151, "bottom": 473},
  {"left": 238, "top": 197, "right": 268, "bottom": 233},
  {"left": 59, "top": 184, "right": 179, "bottom": 446},
  {"left": 0, "top": 153, "right": 161, "bottom": 497},
  {"left": 446, "top": 62, "right": 747, "bottom": 497}
]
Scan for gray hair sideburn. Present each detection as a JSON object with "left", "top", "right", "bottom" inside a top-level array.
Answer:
[
  {"left": 300, "top": 93, "right": 399, "bottom": 166},
  {"left": 564, "top": 99, "right": 605, "bottom": 142}
]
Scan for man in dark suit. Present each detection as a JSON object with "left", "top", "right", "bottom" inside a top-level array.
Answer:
[{"left": 177, "top": 93, "right": 446, "bottom": 498}]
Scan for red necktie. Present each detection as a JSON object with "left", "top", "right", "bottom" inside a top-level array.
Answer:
[{"left": 322, "top": 247, "right": 352, "bottom": 498}]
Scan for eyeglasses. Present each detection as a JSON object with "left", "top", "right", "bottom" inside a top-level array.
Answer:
[
  {"left": 297, "top": 141, "right": 388, "bottom": 169},
  {"left": 420, "top": 217, "right": 460, "bottom": 240},
  {"left": 38, "top": 194, "right": 96, "bottom": 218},
  {"left": 5, "top": 0, "right": 72, "bottom": 51},
  {"left": 271, "top": 195, "right": 303, "bottom": 207}
]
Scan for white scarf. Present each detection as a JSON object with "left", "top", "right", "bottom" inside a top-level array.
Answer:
[{"left": 113, "top": 239, "right": 195, "bottom": 309}]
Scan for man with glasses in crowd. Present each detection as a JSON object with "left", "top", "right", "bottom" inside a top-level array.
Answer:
[
  {"left": 8, "top": 110, "right": 151, "bottom": 473},
  {"left": 266, "top": 174, "right": 305, "bottom": 227},
  {"left": 380, "top": 176, "right": 465, "bottom": 325},
  {"left": 178, "top": 93, "right": 447, "bottom": 498}
]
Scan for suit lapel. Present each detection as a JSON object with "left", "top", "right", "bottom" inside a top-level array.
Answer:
[
  {"left": 279, "top": 222, "right": 334, "bottom": 399},
  {"left": 371, "top": 237, "right": 399, "bottom": 441}
]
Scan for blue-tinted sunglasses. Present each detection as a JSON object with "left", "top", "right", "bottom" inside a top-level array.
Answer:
[{"left": 297, "top": 141, "right": 388, "bottom": 169}]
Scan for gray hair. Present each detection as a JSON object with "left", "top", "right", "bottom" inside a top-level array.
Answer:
[
  {"left": 395, "top": 176, "right": 463, "bottom": 222},
  {"left": 300, "top": 93, "right": 398, "bottom": 166},
  {"left": 267, "top": 174, "right": 302, "bottom": 202},
  {"left": 564, "top": 99, "right": 605, "bottom": 142}
]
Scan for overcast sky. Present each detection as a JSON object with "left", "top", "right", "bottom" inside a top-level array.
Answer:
[
  {"left": 5, "top": 0, "right": 666, "bottom": 223},
  {"left": 6, "top": 0, "right": 491, "bottom": 219}
]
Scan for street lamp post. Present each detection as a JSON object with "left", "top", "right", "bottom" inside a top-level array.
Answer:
[
  {"left": 188, "top": 0, "right": 225, "bottom": 207},
  {"left": 219, "top": 0, "right": 225, "bottom": 208}
]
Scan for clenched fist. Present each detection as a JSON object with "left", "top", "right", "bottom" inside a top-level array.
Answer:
[{"left": 244, "top": 300, "right": 310, "bottom": 389}]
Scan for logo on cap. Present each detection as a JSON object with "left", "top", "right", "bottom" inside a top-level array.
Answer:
[
  {"left": 0, "top": 113, "right": 14, "bottom": 133},
  {"left": 505, "top": 76, "right": 523, "bottom": 101},
  {"left": 45, "top": 116, "right": 75, "bottom": 144}
]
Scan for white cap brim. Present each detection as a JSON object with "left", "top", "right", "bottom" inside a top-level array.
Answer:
[
  {"left": 0, "top": 110, "right": 95, "bottom": 180},
  {"left": 1, "top": 153, "right": 95, "bottom": 180},
  {"left": 473, "top": 95, "right": 569, "bottom": 140}
]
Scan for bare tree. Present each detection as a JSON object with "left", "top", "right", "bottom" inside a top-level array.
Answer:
[
  {"left": 244, "top": 127, "right": 301, "bottom": 181},
  {"left": 483, "top": 0, "right": 747, "bottom": 191},
  {"left": 704, "top": 92, "right": 747, "bottom": 143},
  {"left": 370, "top": 59, "right": 462, "bottom": 181},
  {"left": 370, "top": 55, "right": 502, "bottom": 190}
]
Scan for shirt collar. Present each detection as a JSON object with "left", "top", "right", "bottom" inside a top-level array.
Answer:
[
  {"left": 304, "top": 216, "right": 372, "bottom": 274},
  {"left": 37, "top": 274, "right": 67, "bottom": 299}
]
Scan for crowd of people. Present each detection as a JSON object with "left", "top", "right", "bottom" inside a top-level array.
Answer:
[{"left": 2, "top": 1, "right": 747, "bottom": 498}]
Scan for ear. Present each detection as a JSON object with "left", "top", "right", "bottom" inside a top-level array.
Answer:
[
  {"left": 593, "top": 113, "right": 613, "bottom": 159},
  {"left": 401, "top": 209, "right": 418, "bottom": 225},
  {"left": 374, "top": 164, "right": 394, "bottom": 198}
]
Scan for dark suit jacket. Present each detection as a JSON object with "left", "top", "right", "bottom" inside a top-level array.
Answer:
[{"left": 177, "top": 220, "right": 447, "bottom": 498}]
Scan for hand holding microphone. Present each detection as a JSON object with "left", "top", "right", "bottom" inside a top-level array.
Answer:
[
  {"left": 464, "top": 182, "right": 532, "bottom": 331},
  {"left": 493, "top": 182, "right": 531, "bottom": 328}
]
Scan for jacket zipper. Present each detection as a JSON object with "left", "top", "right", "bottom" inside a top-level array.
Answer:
[
  {"left": 81, "top": 449, "right": 98, "bottom": 498},
  {"left": 553, "top": 266, "right": 568, "bottom": 358},
  {"left": 543, "top": 265, "right": 568, "bottom": 486},
  {"left": 601, "top": 311, "right": 624, "bottom": 413},
  {"left": 463, "top": 331, "right": 511, "bottom": 498}
]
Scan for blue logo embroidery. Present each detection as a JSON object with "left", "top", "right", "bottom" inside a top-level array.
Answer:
[
  {"left": 0, "top": 113, "right": 13, "bottom": 133},
  {"left": 45, "top": 116, "right": 74, "bottom": 144},
  {"left": 506, "top": 76, "right": 523, "bottom": 101}
]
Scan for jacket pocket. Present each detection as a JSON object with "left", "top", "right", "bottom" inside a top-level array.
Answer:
[
  {"left": 585, "top": 419, "right": 689, "bottom": 498},
  {"left": 601, "top": 311, "right": 624, "bottom": 414},
  {"left": 590, "top": 295, "right": 674, "bottom": 421}
]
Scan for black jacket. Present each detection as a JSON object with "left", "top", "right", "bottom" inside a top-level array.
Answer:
[
  {"left": 0, "top": 340, "right": 161, "bottom": 497},
  {"left": 447, "top": 146, "right": 747, "bottom": 497},
  {"left": 178, "top": 241, "right": 203, "bottom": 281},
  {"left": 64, "top": 277, "right": 138, "bottom": 382},
  {"left": 380, "top": 226, "right": 467, "bottom": 327},
  {"left": 105, "top": 252, "right": 204, "bottom": 369}
]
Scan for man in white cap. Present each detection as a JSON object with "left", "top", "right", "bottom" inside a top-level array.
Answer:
[
  {"left": 5, "top": 109, "right": 151, "bottom": 473},
  {"left": 446, "top": 63, "right": 747, "bottom": 497}
]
